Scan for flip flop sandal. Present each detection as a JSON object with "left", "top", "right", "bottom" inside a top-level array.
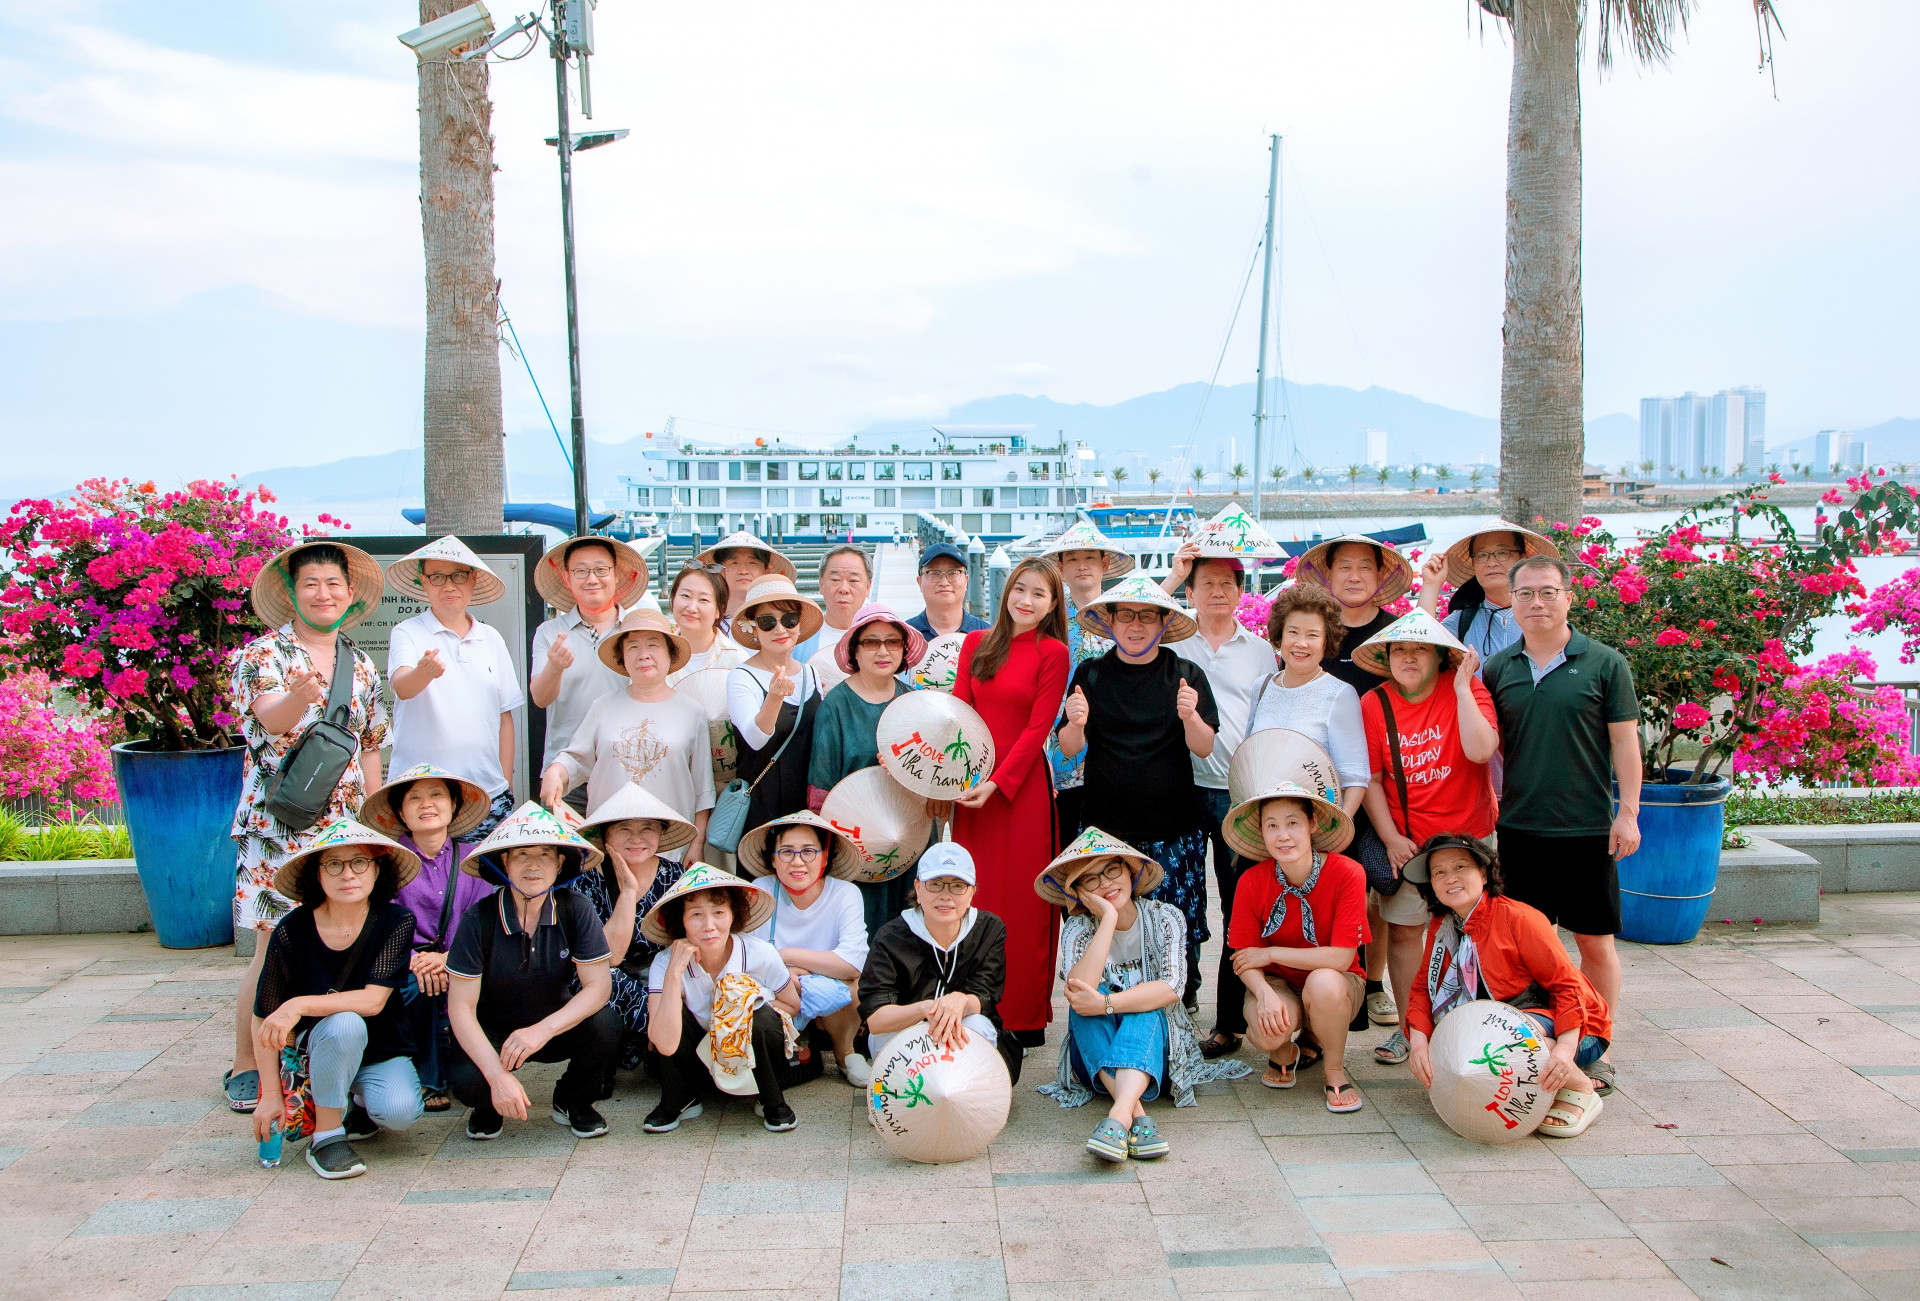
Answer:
[
  {"left": 1538, "top": 1087, "right": 1604, "bottom": 1139},
  {"left": 1323, "top": 1081, "right": 1364, "bottom": 1114},
  {"left": 223, "top": 1068, "right": 259, "bottom": 1114},
  {"left": 1199, "top": 1031, "right": 1242, "bottom": 1061},
  {"left": 1586, "top": 1059, "right": 1616, "bottom": 1097},
  {"left": 1262, "top": 1048, "right": 1300, "bottom": 1090},
  {"left": 422, "top": 1090, "right": 452, "bottom": 1113}
]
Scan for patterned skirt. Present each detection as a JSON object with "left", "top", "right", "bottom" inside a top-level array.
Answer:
[{"left": 1135, "top": 828, "right": 1210, "bottom": 948}]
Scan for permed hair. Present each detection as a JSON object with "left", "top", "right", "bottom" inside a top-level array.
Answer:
[{"left": 1264, "top": 583, "right": 1344, "bottom": 650}]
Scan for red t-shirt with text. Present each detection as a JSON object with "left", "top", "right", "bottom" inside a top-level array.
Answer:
[
  {"left": 1360, "top": 669, "right": 1500, "bottom": 842},
  {"left": 1227, "top": 852, "right": 1370, "bottom": 989}
]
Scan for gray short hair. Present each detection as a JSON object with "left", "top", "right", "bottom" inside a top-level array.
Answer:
[{"left": 1508, "top": 554, "right": 1572, "bottom": 589}]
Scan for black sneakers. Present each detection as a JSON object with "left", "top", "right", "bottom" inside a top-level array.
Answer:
[
  {"left": 643, "top": 1098, "right": 702, "bottom": 1134},
  {"left": 342, "top": 1102, "right": 378, "bottom": 1142},
  {"left": 553, "top": 1101, "right": 609, "bottom": 1139},
  {"left": 466, "top": 1106, "right": 505, "bottom": 1141},
  {"left": 755, "top": 1101, "right": 798, "bottom": 1133},
  {"left": 306, "top": 1136, "right": 366, "bottom": 1180}
]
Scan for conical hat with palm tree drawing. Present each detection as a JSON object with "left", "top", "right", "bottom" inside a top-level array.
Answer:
[
  {"left": 1227, "top": 728, "right": 1342, "bottom": 807},
  {"left": 819, "top": 767, "right": 935, "bottom": 883},
  {"left": 1040, "top": 519, "right": 1136, "bottom": 578},
  {"left": 875, "top": 691, "right": 997, "bottom": 800},
  {"left": 1191, "top": 503, "right": 1288, "bottom": 561}
]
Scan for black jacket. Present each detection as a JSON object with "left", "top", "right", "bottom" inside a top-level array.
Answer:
[{"left": 860, "top": 908, "right": 1022, "bottom": 1081}]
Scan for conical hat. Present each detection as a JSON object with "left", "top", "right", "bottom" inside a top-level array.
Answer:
[
  {"left": 1190, "top": 503, "right": 1287, "bottom": 562},
  {"left": 358, "top": 763, "right": 491, "bottom": 840},
  {"left": 250, "top": 539, "right": 385, "bottom": 633},
  {"left": 674, "top": 667, "right": 739, "bottom": 788},
  {"left": 1427, "top": 1000, "right": 1557, "bottom": 1145},
  {"left": 1351, "top": 607, "right": 1470, "bottom": 677},
  {"left": 729, "top": 576, "right": 824, "bottom": 648},
  {"left": 463, "top": 801, "right": 604, "bottom": 887},
  {"left": 697, "top": 531, "right": 799, "bottom": 582},
  {"left": 1034, "top": 826, "right": 1163, "bottom": 910},
  {"left": 819, "top": 767, "right": 935, "bottom": 883},
  {"left": 1222, "top": 781, "right": 1352, "bottom": 859},
  {"left": 875, "top": 691, "right": 997, "bottom": 800},
  {"left": 639, "top": 860, "right": 776, "bottom": 946},
  {"left": 271, "top": 818, "right": 420, "bottom": 903},
  {"left": 1294, "top": 533, "right": 1415, "bottom": 607},
  {"left": 597, "top": 608, "right": 693, "bottom": 676},
  {"left": 1074, "top": 573, "right": 1197, "bottom": 644},
  {"left": 808, "top": 642, "right": 849, "bottom": 693},
  {"left": 1227, "top": 728, "right": 1343, "bottom": 807},
  {"left": 867, "top": 1019, "right": 1012, "bottom": 1164},
  {"left": 734, "top": 810, "right": 864, "bottom": 879},
  {"left": 1041, "top": 520, "right": 1136, "bottom": 578},
  {"left": 534, "top": 534, "right": 649, "bottom": 611},
  {"left": 576, "top": 781, "right": 698, "bottom": 856},
  {"left": 382, "top": 535, "right": 507, "bottom": 606},
  {"left": 909, "top": 633, "right": 967, "bottom": 692},
  {"left": 1442, "top": 521, "right": 1559, "bottom": 587}
]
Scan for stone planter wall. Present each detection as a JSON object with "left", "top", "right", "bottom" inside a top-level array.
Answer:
[{"left": 0, "top": 862, "right": 151, "bottom": 936}]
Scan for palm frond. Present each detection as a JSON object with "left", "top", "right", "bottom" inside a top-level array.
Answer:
[{"left": 1594, "top": 0, "right": 1692, "bottom": 71}]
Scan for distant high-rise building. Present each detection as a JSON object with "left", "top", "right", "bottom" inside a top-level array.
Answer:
[
  {"left": 1815, "top": 430, "right": 1834, "bottom": 471},
  {"left": 1640, "top": 386, "right": 1765, "bottom": 476},
  {"left": 1830, "top": 430, "right": 1867, "bottom": 471},
  {"left": 1365, "top": 429, "right": 1387, "bottom": 468},
  {"left": 1710, "top": 386, "right": 1766, "bottom": 473}
]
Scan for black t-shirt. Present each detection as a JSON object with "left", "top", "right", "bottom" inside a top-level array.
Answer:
[
  {"left": 1327, "top": 609, "right": 1396, "bottom": 693},
  {"left": 446, "top": 887, "right": 612, "bottom": 1039},
  {"left": 1063, "top": 648, "right": 1220, "bottom": 845},
  {"left": 255, "top": 902, "right": 416, "bottom": 1066}
]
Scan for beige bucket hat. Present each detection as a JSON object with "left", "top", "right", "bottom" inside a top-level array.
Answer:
[
  {"left": 1223, "top": 781, "right": 1353, "bottom": 859},
  {"left": 1075, "top": 573, "right": 1198, "bottom": 644},
  {"left": 1294, "top": 534, "right": 1415, "bottom": 607},
  {"left": 597, "top": 608, "right": 693, "bottom": 676},
  {"left": 1227, "top": 728, "right": 1343, "bottom": 807},
  {"left": 1190, "top": 503, "right": 1287, "bottom": 561},
  {"left": 818, "top": 767, "right": 934, "bottom": 883},
  {"left": 271, "top": 818, "right": 420, "bottom": 904},
  {"left": 729, "top": 576, "right": 825, "bottom": 648},
  {"left": 697, "top": 531, "right": 799, "bottom": 582},
  {"left": 734, "top": 810, "right": 864, "bottom": 880},
  {"left": 1441, "top": 520, "right": 1560, "bottom": 587},
  {"left": 534, "top": 534, "right": 649, "bottom": 611},
  {"left": 576, "top": 781, "right": 698, "bottom": 856},
  {"left": 876, "top": 690, "right": 997, "bottom": 800},
  {"left": 1041, "top": 519, "right": 1136, "bottom": 579},
  {"left": 1351, "top": 607, "right": 1471, "bottom": 677},
  {"left": 382, "top": 535, "right": 506, "bottom": 606},
  {"left": 250, "top": 539, "right": 385, "bottom": 633},
  {"left": 358, "top": 762, "right": 491, "bottom": 840},
  {"left": 462, "top": 801, "right": 604, "bottom": 887},
  {"left": 1033, "top": 826, "right": 1164, "bottom": 911},
  {"left": 639, "top": 860, "right": 777, "bottom": 946}
]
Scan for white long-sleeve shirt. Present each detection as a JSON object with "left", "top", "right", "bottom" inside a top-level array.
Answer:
[
  {"left": 726, "top": 662, "right": 822, "bottom": 752},
  {"left": 1244, "top": 670, "right": 1372, "bottom": 792}
]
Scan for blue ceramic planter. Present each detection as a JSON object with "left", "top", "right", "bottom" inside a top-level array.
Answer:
[
  {"left": 111, "top": 741, "right": 244, "bottom": 949},
  {"left": 1616, "top": 767, "right": 1731, "bottom": 945}
]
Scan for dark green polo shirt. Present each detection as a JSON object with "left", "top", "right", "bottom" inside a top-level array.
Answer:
[{"left": 1483, "top": 629, "right": 1638, "bottom": 836}]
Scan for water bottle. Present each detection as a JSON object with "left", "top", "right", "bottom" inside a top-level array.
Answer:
[{"left": 258, "top": 1120, "right": 283, "bottom": 1168}]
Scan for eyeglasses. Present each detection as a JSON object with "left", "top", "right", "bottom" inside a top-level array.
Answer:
[
  {"left": 857, "top": 637, "right": 905, "bottom": 652},
  {"left": 774, "top": 846, "right": 822, "bottom": 863},
  {"left": 568, "top": 565, "right": 616, "bottom": 581},
  {"left": 422, "top": 568, "right": 475, "bottom": 587},
  {"left": 921, "top": 567, "right": 966, "bottom": 585},
  {"left": 1472, "top": 548, "right": 1522, "bottom": 564},
  {"left": 320, "top": 855, "right": 379, "bottom": 878},
  {"left": 921, "top": 878, "right": 971, "bottom": 896},
  {"left": 752, "top": 612, "right": 804, "bottom": 632},
  {"left": 1512, "top": 587, "right": 1566, "bottom": 605},
  {"left": 1105, "top": 608, "right": 1164, "bottom": 625},
  {"left": 1078, "top": 861, "right": 1132, "bottom": 888}
]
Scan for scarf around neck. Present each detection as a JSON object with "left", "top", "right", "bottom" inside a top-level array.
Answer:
[
  {"left": 1426, "top": 903, "right": 1483, "bottom": 1025},
  {"left": 1263, "top": 852, "right": 1326, "bottom": 943}
]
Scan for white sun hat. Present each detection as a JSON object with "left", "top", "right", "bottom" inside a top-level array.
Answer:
[
  {"left": 1350, "top": 607, "right": 1472, "bottom": 677},
  {"left": 867, "top": 1019, "right": 1012, "bottom": 1164},
  {"left": 1074, "top": 573, "right": 1198, "bottom": 644},
  {"left": 1040, "top": 519, "right": 1136, "bottom": 579},
  {"left": 1427, "top": 1000, "right": 1558, "bottom": 1145},
  {"left": 818, "top": 767, "right": 935, "bottom": 883},
  {"left": 383, "top": 535, "right": 506, "bottom": 605},
  {"left": 1190, "top": 503, "right": 1288, "bottom": 562}
]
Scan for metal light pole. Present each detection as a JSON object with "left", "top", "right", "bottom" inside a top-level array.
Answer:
[
  {"left": 550, "top": 3, "right": 591, "bottom": 538},
  {"left": 1251, "top": 134, "right": 1280, "bottom": 522}
]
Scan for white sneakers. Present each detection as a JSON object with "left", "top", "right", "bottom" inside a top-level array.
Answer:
[{"left": 841, "top": 1053, "right": 872, "bottom": 1088}]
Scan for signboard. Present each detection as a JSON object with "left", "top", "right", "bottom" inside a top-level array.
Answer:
[{"left": 348, "top": 535, "right": 549, "bottom": 799}]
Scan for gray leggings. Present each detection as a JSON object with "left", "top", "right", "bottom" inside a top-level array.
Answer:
[{"left": 307, "top": 1011, "right": 425, "bottom": 1131}]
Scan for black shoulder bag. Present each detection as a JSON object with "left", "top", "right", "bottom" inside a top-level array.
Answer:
[
  {"left": 1371, "top": 685, "right": 1412, "bottom": 840},
  {"left": 263, "top": 640, "right": 362, "bottom": 831}
]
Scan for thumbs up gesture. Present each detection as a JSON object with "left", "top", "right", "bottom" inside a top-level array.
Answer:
[
  {"left": 1063, "top": 685, "right": 1089, "bottom": 728},
  {"left": 1176, "top": 678, "right": 1199, "bottom": 720},
  {"left": 417, "top": 648, "right": 446, "bottom": 682},
  {"left": 546, "top": 631, "right": 574, "bottom": 671},
  {"left": 769, "top": 662, "right": 796, "bottom": 700}
]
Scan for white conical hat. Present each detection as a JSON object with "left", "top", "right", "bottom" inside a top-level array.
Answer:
[
  {"left": 1227, "top": 728, "right": 1342, "bottom": 807},
  {"left": 697, "top": 531, "right": 800, "bottom": 582},
  {"left": 1074, "top": 573, "right": 1197, "bottom": 644},
  {"left": 534, "top": 534, "right": 649, "bottom": 611},
  {"left": 819, "top": 767, "right": 935, "bottom": 883},
  {"left": 1034, "top": 826, "right": 1163, "bottom": 910},
  {"left": 734, "top": 810, "right": 864, "bottom": 879},
  {"left": 576, "top": 781, "right": 698, "bottom": 856},
  {"left": 358, "top": 763, "right": 491, "bottom": 840},
  {"left": 1427, "top": 1000, "right": 1558, "bottom": 1145},
  {"left": 383, "top": 535, "right": 506, "bottom": 606},
  {"left": 1190, "top": 503, "right": 1287, "bottom": 561},
  {"left": 1351, "top": 607, "right": 1471, "bottom": 677},
  {"left": 639, "top": 860, "right": 776, "bottom": 946},
  {"left": 867, "top": 1020, "right": 1012, "bottom": 1164},
  {"left": 271, "top": 818, "right": 420, "bottom": 903},
  {"left": 463, "top": 801, "right": 604, "bottom": 886},
  {"left": 1040, "top": 520, "right": 1136, "bottom": 578},
  {"left": 1222, "top": 780, "right": 1352, "bottom": 859},
  {"left": 909, "top": 633, "right": 967, "bottom": 692},
  {"left": 875, "top": 691, "right": 997, "bottom": 800},
  {"left": 250, "top": 539, "right": 385, "bottom": 633},
  {"left": 1294, "top": 533, "right": 1415, "bottom": 606},
  {"left": 674, "top": 667, "right": 739, "bottom": 788},
  {"left": 808, "top": 641, "right": 849, "bottom": 693},
  {"left": 1442, "top": 521, "right": 1560, "bottom": 587}
]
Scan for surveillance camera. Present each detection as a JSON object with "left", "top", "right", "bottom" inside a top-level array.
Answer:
[{"left": 398, "top": 2, "right": 494, "bottom": 61}]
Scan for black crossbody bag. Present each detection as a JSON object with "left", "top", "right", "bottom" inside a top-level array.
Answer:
[{"left": 264, "top": 641, "right": 361, "bottom": 831}]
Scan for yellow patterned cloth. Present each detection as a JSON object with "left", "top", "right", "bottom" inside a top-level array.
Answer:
[{"left": 707, "top": 971, "right": 797, "bottom": 1071}]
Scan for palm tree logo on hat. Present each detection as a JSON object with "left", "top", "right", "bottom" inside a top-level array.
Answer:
[{"left": 942, "top": 735, "right": 971, "bottom": 766}]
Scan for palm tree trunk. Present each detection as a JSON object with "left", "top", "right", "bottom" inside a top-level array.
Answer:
[
  {"left": 1498, "top": 0, "right": 1584, "bottom": 531},
  {"left": 418, "top": 0, "right": 505, "bottom": 535}
]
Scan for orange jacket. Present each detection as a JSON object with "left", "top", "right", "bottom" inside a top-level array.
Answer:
[{"left": 1403, "top": 893, "right": 1612, "bottom": 1043}]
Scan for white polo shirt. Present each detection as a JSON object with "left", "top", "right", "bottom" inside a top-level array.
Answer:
[
  {"left": 1172, "top": 619, "right": 1279, "bottom": 790},
  {"left": 388, "top": 611, "right": 526, "bottom": 797},
  {"left": 531, "top": 603, "right": 629, "bottom": 769}
]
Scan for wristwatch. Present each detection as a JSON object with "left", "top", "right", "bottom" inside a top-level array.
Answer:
[{"left": 1104, "top": 996, "right": 1115, "bottom": 1016}]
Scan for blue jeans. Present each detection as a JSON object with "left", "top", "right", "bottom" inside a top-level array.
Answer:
[
  {"left": 306, "top": 1012, "right": 424, "bottom": 1131},
  {"left": 1067, "top": 998, "right": 1168, "bottom": 1102},
  {"left": 1521, "top": 1012, "right": 1608, "bottom": 1070}
]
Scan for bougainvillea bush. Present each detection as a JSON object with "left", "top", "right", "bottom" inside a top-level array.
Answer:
[
  {"left": 0, "top": 479, "right": 296, "bottom": 751},
  {"left": 1849, "top": 567, "right": 1920, "bottom": 665},
  {"left": 0, "top": 669, "right": 119, "bottom": 804},
  {"left": 1732, "top": 649, "right": 1920, "bottom": 787}
]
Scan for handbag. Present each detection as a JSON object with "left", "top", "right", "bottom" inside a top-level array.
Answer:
[
  {"left": 277, "top": 913, "right": 380, "bottom": 1142},
  {"left": 263, "top": 639, "right": 362, "bottom": 831},
  {"left": 1371, "top": 685, "right": 1413, "bottom": 842},
  {"left": 706, "top": 672, "right": 808, "bottom": 854}
]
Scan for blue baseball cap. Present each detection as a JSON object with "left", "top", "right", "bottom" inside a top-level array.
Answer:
[
  {"left": 916, "top": 842, "right": 977, "bottom": 885},
  {"left": 918, "top": 542, "right": 968, "bottom": 571}
]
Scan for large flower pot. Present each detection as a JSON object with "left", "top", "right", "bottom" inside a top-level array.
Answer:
[
  {"left": 112, "top": 741, "right": 245, "bottom": 949},
  {"left": 1616, "top": 767, "right": 1731, "bottom": 945}
]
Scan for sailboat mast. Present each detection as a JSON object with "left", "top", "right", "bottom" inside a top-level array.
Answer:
[{"left": 1251, "top": 134, "right": 1280, "bottom": 521}]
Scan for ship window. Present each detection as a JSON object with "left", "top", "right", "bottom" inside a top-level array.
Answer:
[
  {"left": 940, "top": 488, "right": 963, "bottom": 507},
  {"left": 799, "top": 462, "right": 820, "bottom": 480},
  {"left": 765, "top": 462, "right": 787, "bottom": 481},
  {"left": 991, "top": 513, "right": 1012, "bottom": 533},
  {"left": 901, "top": 487, "right": 935, "bottom": 507},
  {"left": 903, "top": 462, "right": 932, "bottom": 481},
  {"left": 697, "top": 513, "right": 721, "bottom": 531},
  {"left": 974, "top": 489, "right": 994, "bottom": 508},
  {"left": 793, "top": 514, "right": 811, "bottom": 529},
  {"left": 847, "top": 462, "right": 866, "bottom": 480},
  {"left": 1019, "top": 488, "right": 1047, "bottom": 507},
  {"left": 940, "top": 461, "right": 963, "bottom": 481},
  {"left": 827, "top": 462, "right": 845, "bottom": 481},
  {"left": 962, "top": 514, "right": 982, "bottom": 533},
  {"left": 820, "top": 488, "right": 844, "bottom": 508},
  {"left": 745, "top": 461, "right": 761, "bottom": 481},
  {"left": 998, "top": 487, "right": 1018, "bottom": 507},
  {"left": 697, "top": 462, "right": 719, "bottom": 480},
  {"left": 767, "top": 489, "right": 789, "bottom": 507},
  {"left": 873, "top": 488, "right": 896, "bottom": 507},
  {"left": 1028, "top": 462, "right": 1049, "bottom": 481},
  {"left": 672, "top": 461, "right": 690, "bottom": 480},
  {"left": 698, "top": 489, "right": 721, "bottom": 507},
  {"left": 821, "top": 515, "right": 843, "bottom": 532},
  {"left": 728, "top": 462, "right": 742, "bottom": 481},
  {"left": 873, "top": 462, "right": 895, "bottom": 480}
]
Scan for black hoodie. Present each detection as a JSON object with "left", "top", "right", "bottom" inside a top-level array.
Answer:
[{"left": 860, "top": 907, "right": 1023, "bottom": 1082}]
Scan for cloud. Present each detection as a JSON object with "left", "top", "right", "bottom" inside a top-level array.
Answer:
[{"left": 1001, "top": 362, "right": 1053, "bottom": 384}]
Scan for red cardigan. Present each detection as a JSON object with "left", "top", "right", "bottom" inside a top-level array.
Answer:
[{"left": 1403, "top": 893, "right": 1612, "bottom": 1043}]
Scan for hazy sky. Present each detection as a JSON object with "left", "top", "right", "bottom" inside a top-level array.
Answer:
[{"left": 2, "top": 0, "right": 1915, "bottom": 487}]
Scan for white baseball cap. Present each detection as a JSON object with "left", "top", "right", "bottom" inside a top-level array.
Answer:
[{"left": 916, "top": 842, "right": 977, "bottom": 886}]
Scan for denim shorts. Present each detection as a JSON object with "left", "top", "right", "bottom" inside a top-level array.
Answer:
[{"left": 1521, "top": 1011, "right": 1608, "bottom": 1069}]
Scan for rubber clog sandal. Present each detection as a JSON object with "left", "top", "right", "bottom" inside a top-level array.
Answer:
[
  {"left": 1086, "top": 1117, "right": 1130, "bottom": 1163},
  {"left": 1366, "top": 988, "right": 1399, "bottom": 1027},
  {"left": 222, "top": 1069, "right": 259, "bottom": 1114},
  {"left": 1127, "top": 1115, "right": 1169, "bottom": 1160},
  {"left": 1586, "top": 1059, "right": 1616, "bottom": 1097},
  {"left": 1324, "top": 1081, "right": 1364, "bottom": 1114},
  {"left": 1538, "top": 1087, "right": 1604, "bottom": 1139}
]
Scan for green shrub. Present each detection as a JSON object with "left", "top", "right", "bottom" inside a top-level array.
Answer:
[
  {"left": 0, "top": 811, "right": 132, "bottom": 860},
  {"left": 1727, "top": 790, "right": 1920, "bottom": 827}
]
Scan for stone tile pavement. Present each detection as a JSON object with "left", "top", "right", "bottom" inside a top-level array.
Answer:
[{"left": 3, "top": 894, "right": 1920, "bottom": 1299}]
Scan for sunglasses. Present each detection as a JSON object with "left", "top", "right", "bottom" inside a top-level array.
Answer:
[{"left": 752, "top": 611, "right": 804, "bottom": 632}]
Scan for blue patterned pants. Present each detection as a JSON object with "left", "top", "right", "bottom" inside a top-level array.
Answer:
[{"left": 1135, "top": 828, "right": 1209, "bottom": 1004}]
